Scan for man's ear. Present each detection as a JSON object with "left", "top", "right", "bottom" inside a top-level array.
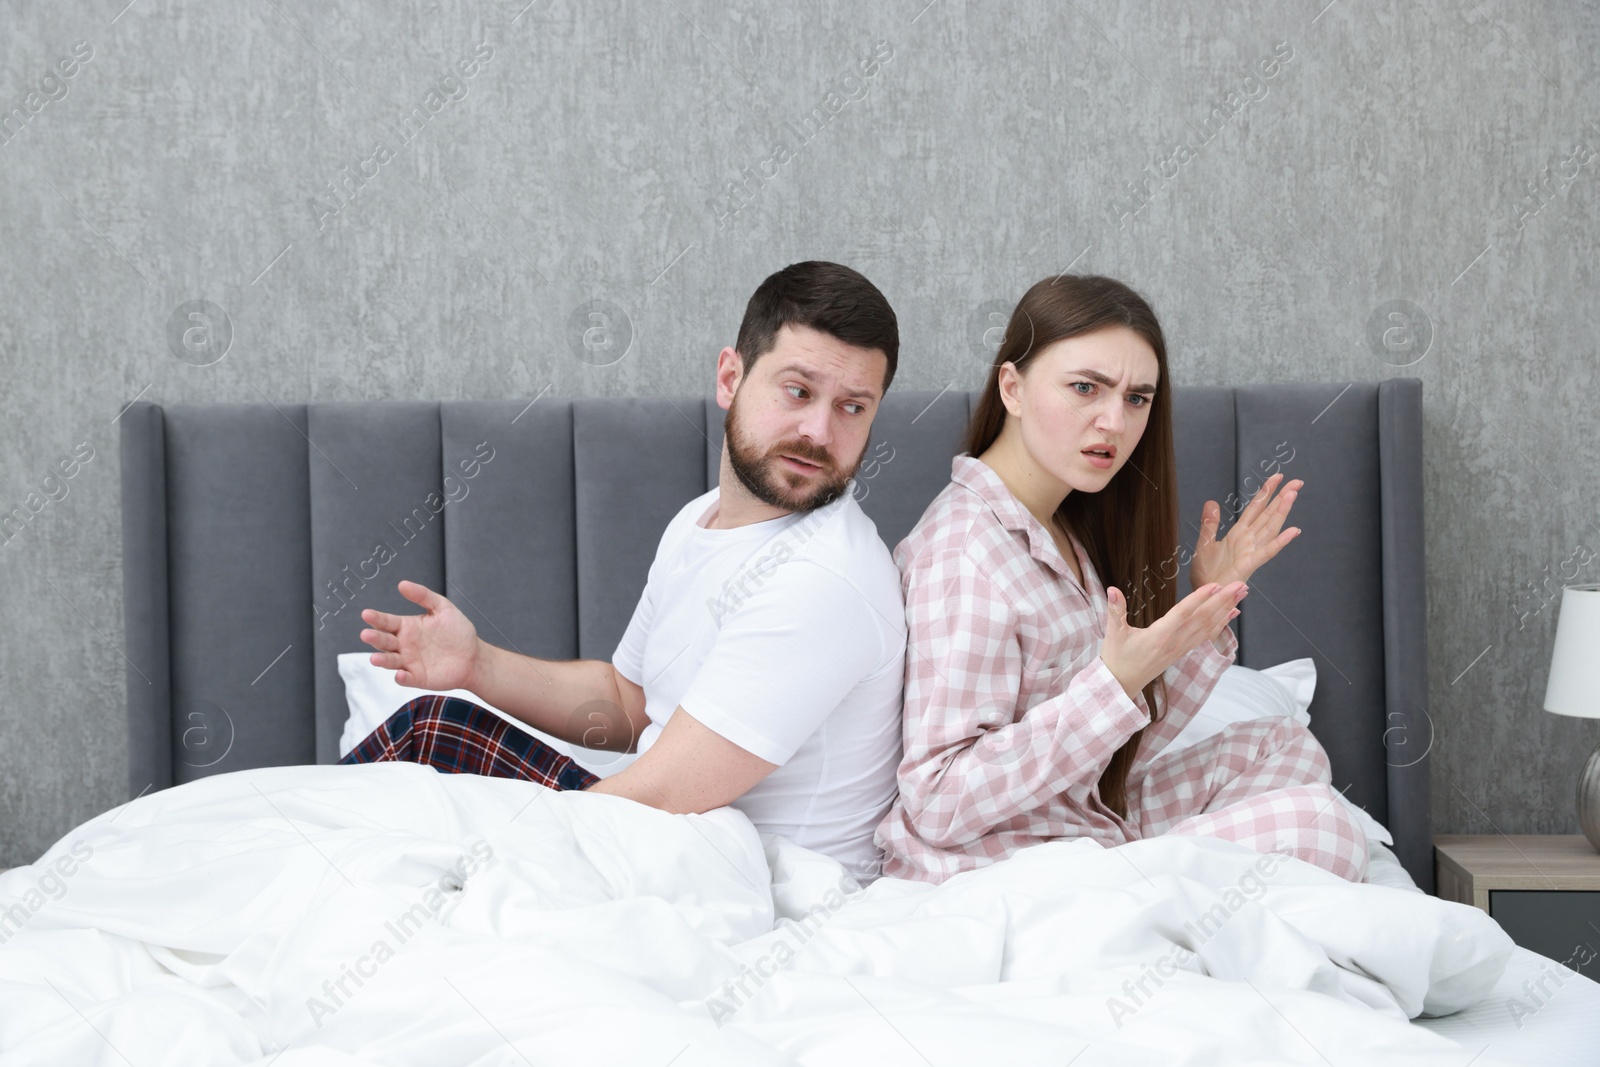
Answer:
[{"left": 715, "top": 346, "right": 744, "bottom": 411}]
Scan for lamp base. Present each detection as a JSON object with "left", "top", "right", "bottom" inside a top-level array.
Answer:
[{"left": 1582, "top": 742, "right": 1600, "bottom": 854}]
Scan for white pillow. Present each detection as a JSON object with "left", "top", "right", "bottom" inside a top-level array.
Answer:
[
  {"left": 1167, "top": 658, "right": 1313, "bottom": 754},
  {"left": 1361, "top": 840, "right": 1422, "bottom": 893},
  {"left": 336, "top": 653, "right": 637, "bottom": 778},
  {"left": 1165, "top": 658, "right": 1395, "bottom": 848}
]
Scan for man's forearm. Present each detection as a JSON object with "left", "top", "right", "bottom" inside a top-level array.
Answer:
[{"left": 468, "top": 641, "right": 636, "bottom": 749}]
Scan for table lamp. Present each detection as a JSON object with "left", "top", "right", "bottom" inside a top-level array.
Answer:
[{"left": 1543, "top": 583, "right": 1600, "bottom": 853}]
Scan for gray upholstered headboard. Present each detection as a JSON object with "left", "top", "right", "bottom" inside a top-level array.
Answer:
[{"left": 119, "top": 379, "right": 1432, "bottom": 892}]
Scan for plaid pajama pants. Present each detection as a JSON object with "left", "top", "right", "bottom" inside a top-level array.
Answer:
[
  {"left": 1128, "top": 716, "right": 1370, "bottom": 882},
  {"left": 338, "top": 694, "right": 601, "bottom": 792}
]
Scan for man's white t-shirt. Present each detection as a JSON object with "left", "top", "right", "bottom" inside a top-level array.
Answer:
[{"left": 610, "top": 482, "right": 906, "bottom": 880}]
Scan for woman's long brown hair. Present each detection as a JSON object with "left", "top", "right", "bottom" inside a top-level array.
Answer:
[{"left": 961, "top": 274, "right": 1178, "bottom": 821}]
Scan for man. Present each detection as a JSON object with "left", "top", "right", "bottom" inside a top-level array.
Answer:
[{"left": 346, "top": 261, "right": 907, "bottom": 880}]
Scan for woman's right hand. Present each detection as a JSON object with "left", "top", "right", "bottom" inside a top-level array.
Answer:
[
  {"left": 359, "top": 579, "right": 482, "bottom": 691},
  {"left": 1099, "top": 581, "right": 1246, "bottom": 700}
]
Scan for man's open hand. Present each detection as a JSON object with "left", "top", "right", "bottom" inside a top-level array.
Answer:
[{"left": 359, "top": 580, "right": 481, "bottom": 691}]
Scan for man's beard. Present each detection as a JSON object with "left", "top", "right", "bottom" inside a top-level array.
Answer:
[{"left": 723, "top": 394, "right": 863, "bottom": 513}]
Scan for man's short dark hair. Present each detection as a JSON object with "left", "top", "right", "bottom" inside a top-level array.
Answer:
[{"left": 734, "top": 261, "right": 899, "bottom": 392}]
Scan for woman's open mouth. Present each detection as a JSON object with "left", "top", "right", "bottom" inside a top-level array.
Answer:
[{"left": 1081, "top": 446, "right": 1115, "bottom": 470}]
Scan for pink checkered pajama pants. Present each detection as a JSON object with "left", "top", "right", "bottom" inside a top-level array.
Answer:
[{"left": 1127, "top": 716, "right": 1370, "bottom": 882}]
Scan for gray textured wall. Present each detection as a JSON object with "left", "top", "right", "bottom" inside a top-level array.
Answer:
[{"left": 2, "top": 0, "right": 1598, "bottom": 868}]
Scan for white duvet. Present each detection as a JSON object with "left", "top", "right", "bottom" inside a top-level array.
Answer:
[{"left": 0, "top": 763, "right": 1518, "bottom": 1066}]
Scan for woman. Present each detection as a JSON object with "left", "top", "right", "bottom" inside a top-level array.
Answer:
[{"left": 874, "top": 275, "right": 1368, "bottom": 885}]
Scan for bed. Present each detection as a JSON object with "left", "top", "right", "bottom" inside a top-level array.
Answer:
[{"left": 0, "top": 380, "right": 1594, "bottom": 1064}]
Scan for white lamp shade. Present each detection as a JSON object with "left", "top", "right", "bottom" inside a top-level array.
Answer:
[{"left": 1544, "top": 584, "right": 1600, "bottom": 719}]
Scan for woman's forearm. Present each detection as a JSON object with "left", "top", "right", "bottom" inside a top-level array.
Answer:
[{"left": 1140, "top": 625, "right": 1238, "bottom": 756}]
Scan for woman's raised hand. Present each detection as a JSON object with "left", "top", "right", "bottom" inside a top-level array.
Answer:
[
  {"left": 359, "top": 579, "right": 482, "bottom": 691},
  {"left": 1190, "top": 472, "right": 1303, "bottom": 591},
  {"left": 1099, "top": 581, "right": 1246, "bottom": 700}
]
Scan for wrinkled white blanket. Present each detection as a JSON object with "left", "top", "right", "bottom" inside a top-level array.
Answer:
[{"left": 0, "top": 764, "right": 1517, "bottom": 1066}]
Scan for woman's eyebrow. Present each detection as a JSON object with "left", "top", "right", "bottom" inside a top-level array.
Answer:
[{"left": 1070, "top": 368, "right": 1157, "bottom": 393}]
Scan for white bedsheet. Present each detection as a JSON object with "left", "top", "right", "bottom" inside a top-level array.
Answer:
[
  {"left": 1414, "top": 945, "right": 1600, "bottom": 1064},
  {"left": 0, "top": 763, "right": 1524, "bottom": 1066}
]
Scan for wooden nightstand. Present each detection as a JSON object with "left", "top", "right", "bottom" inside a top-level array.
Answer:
[{"left": 1434, "top": 834, "right": 1600, "bottom": 978}]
